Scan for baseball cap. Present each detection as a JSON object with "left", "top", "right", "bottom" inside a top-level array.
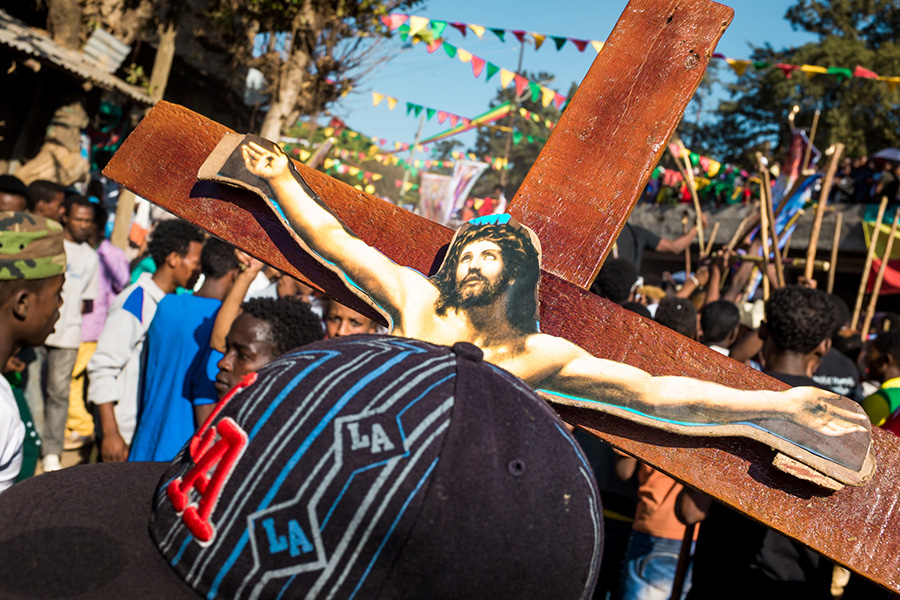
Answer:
[
  {"left": 0, "top": 211, "right": 66, "bottom": 280},
  {"left": 0, "top": 335, "right": 602, "bottom": 599}
]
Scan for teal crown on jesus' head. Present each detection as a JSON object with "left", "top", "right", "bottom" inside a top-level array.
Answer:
[{"left": 468, "top": 214, "right": 512, "bottom": 226}]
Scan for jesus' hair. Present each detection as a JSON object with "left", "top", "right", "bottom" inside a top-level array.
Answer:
[{"left": 431, "top": 221, "right": 540, "bottom": 334}]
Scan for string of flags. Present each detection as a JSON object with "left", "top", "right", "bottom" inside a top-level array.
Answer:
[
  {"left": 381, "top": 14, "right": 604, "bottom": 54},
  {"left": 383, "top": 14, "right": 900, "bottom": 87}
]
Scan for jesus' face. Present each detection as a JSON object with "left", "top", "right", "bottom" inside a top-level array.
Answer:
[{"left": 454, "top": 240, "right": 508, "bottom": 308}]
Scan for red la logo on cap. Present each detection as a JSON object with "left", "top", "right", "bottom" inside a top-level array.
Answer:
[{"left": 166, "top": 372, "right": 256, "bottom": 543}]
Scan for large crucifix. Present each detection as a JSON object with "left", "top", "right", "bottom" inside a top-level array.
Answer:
[{"left": 104, "top": 0, "right": 900, "bottom": 592}]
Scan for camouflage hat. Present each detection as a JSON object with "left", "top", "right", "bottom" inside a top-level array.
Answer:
[{"left": 0, "top": 211, "right": 66, "bottom": 280}]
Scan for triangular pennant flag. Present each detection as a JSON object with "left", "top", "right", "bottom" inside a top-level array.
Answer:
[
  {"left": 500, "top": 69, "right": 515, "bottom": 89},
  {"left": 412, "top": 105, "right": 423, "bottom": 117},
  {"left": 570, "top": 38, "right": 589, "bottom": 52},
  {"left": 299, "top": 150, "right": 311, "bottom": 162},
  {"left": 515, "top": 75, "right": 529, "bottom": 97},
  {"left": 425, "top": 108, "right": 436, "bottom": 120},
  {"left": 489, "top": 28, "right": 505, "bottom": 42},
  {"left": 372, "top": 173, "right": 383, "bottom": 181},
  {"left": 554, "top": 93, "right": 566, "bottom": 109},
  {"left": 532, "top": 33, "right": 546, "bottom": 50},
  {"left": 512, "top": 30, "right": 527, "bottom": 43},
  {"left": 457, "top": 49, "right": 473, "bottom": 63},
  {"left": 372, "top": 92, "right": 384, "bottom": 106},
  {"left": 323, "top": 158, "right": 334, "bottom": 169},
  {"left": 398, "top": 24, "right": 409, "bottom": 41},
  {"left": 485, "top": 62, "right": 499, "bottom": 81},
  {"left": 348, "top": 166, "right": 360, "bottom": 176},
  {"left": 406, "top": 102, "right": 415, "bottom": 115},
  {"left": 380, "top": 15, "right": 391, "bottom": 28},
  {"left": 364, "top": 184, "right": 375, "bottom": 194},
  {"left": 449, "top": 22, "right": 467, "bottom": 37},
  {"left": 725, "top": 58, "right": 752, "bottom": 76},
  {"left": 469, "top": 24, "right": 485, "bottom": 38},
  {"left": 519, "top": 107, "right": 528, "bottom": 117},
  {"left": 800, "top": 64, "right": 828, "bottom": 78},
  {"left": 388, "top": 14, "right": 408, "bottom": 30},
  {"left": 827, "top": 66, "right": 853, "bottom": 82},
  {"left": 386, "top": 97, "right": 398, "bottom": 110},
  {"left": 854, "top": 65, "right": 879, "bottom": 79},
  {"left": 552, "top": 36, "right": 566, "bottom": 50},
  {"left": 527, "top": 135, "right": 534, "bottom": 144},
  {"left": 461, "top": 118, "right": 471, "bottom": 128},
  {"left": 541, "top": 86, "right": 556, "bottom": 107},
  {"left": 753, "top": 61, "right": 770, "bottom": 69},
  {"left": 437, "top": 110, "right": 448, "bottom": 124},
  {"left": 379, "top": 138, "right": 387, "bottom": 146},
  {"left": 775, "top": 63, "right": 799, "bottom": 78},
  {"left": 394, "top": 142, "right": 403, "bottom": 150},
  {"left": 395, "top": 179, "right": 403, "bottom": 188},
  {"left": 591, "top": 40, "right": 604, "bottom": 53},
  {"left": 426, "top": 39, "right": 443, "bottom": 53},
  {"left": 449, "top": 115, "right": 460, "bottom": 127},
  {"left": 443, "top": 43, "right": 457, "bottom": 58},
  {"left": 513, "top": 131, "right": 523, "bottom": 144},
  {"left": 430, "top": 20, "right": 447, "bottom": 37},
  {"left": 885, "top": 77, "right": 900, "bottom": 92},
  {"left": 407, "top": 16, "right": 430, "bottom": 37},
  {"left": 471, "top": 56, "right": 486, "bottom": 77},
  {"left": 528, "top": 81, "right": 541, "bottom": 102},
  {"left": 323, "top": 127, "right": 334, "bottom": 137}
]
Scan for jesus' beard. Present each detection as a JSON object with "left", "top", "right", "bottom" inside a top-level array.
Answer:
[{"left": 450, "top": 273, "right": 507, "bottom": 311}]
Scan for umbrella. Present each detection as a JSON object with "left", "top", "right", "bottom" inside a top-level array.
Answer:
[{"left": 873, "top": 148, "right": 900, "bottom": 163}]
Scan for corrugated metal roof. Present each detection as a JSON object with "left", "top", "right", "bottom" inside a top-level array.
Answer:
[{"left": 0, "top": 9, "right": 153, "bottom": 105}]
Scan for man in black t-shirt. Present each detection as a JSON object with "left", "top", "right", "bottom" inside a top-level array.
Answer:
[
  {"left": 615, "top": 217, "right": 706, "bottom": 271},
  {"left": 682, "top": 287, "right": 838, "bottom": 600}
]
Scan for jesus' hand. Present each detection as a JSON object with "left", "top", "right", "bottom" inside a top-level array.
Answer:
[{"left": 242, "top": 141, "right": 290, "bottom": 181}]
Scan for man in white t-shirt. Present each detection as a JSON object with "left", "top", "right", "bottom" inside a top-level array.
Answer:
[
  {"left": 0, "top": 211, "right": 66, "bottom": 491},
  {"left": 42, "top": 196, "right": 98, "bottom": 472}
]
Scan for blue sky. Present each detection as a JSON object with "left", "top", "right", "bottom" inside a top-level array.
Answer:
[{"left": 329, "top": 0, "right": 817, "bottom": 153}]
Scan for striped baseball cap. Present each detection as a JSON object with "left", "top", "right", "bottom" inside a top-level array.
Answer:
[{"left": 0, "top": 335, "right": 602, "bottom": 599}]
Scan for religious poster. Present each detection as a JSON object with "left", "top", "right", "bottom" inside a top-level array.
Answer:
[
  {"left": 448, "top": 159, "right": 488, "bottom": 224},
  {"left": 418, "top": 172, "right": 452, "bottom": 224},
  {"left": 197, "top": 133, "right": 874, "bottom": 489}
]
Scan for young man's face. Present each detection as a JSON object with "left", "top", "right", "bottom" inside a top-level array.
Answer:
[
  {"left": 20, "top": 274, "right": 64, "bottom": 347},
  {"left": 63, "top": 204, "right": 94, "bottom": 244},
  {"left": 0, "top": 193, "right": 27, "bottom": 212},
  {"left": 325, "top": 302, "right": 378, "bottom": 338},
  {"left": 454, "top": 240, "right": 506, "bottom": 306},
  {"left": 36, "top": 193, "right": 65, "bottom": 222},
  {"left": 865, "top": 345, "right": 889, "bottom": 381},
  {"left": 215, "top": 313, "right": 278, "bottom": 399},
  {"left": 171, "top": 240, "right": 204, "bottom": 290}
]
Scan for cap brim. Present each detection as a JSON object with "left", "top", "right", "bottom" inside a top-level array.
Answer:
[{"left": 0, "top": 462, "right": 201, "bottom": 599}]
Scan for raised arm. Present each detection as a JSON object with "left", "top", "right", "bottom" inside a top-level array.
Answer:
[{"left": 241, "top": 141, "right": 427, "bottom": 329}]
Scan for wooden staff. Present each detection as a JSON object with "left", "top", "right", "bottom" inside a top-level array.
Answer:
[
  {"left": 735, "top": 254, "right": 830, "bottom": 271},
  {"left": 669, "top": 143, "right": 705, "bottom": 251},
  {"left": 757, "top": 164, "right": 772, "bottom": 299},
  {"left": 704, "top": 221, "right": 719, "bottom": 257},
  {"left": 827, "top": 212, "right": 843, "bottom": 294},
  {"left": 862, "top": 207, "right": 900, "bottom": 338},
  {"left": 851, "top": 196, "right": 890, "bottom": 330},
  {"left": 725, "top": 202, "right": 757, "bottom": 252},
  {"left": 804, "top": 144, "right": 844, "bottom": 280},
  {"left": 801, "top": 108, "right": 821, "bottom": 174},
  {"left": 758, "top": 153, "right": 785, "bottom": 287},
  {"left": 681, "top": 211, "right": 691, "bottom": 279}
]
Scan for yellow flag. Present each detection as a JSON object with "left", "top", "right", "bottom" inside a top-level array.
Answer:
[
  {"left": 457, "top": 49, "right": 473, "bottom": 63},
  {"left": 800, "top": 64, "right": 828, "bottom": 74},
  {"left": 372, "top": 173, "right": 383, "bottom": 181},
  {"left": 386, "top": 97, "right": 398, "bottom": 110},
  {"left": 372, "top": 92, "right": 384, "bottom": 106},
  {"left": 532, "top": 33, "right": 546, "bottom": 50},
  {"left": 541, "top": 87, "right": 555, "bottom": 107},
  {"left": 348, "top": 167, "right": 360, "bottom": 176},
  {"left": 408, "top": 16, "right": 430, "bottom": 37},
  {"left": 402, "top": 181, "right": 414, "bottom": 191},
  {"left": 324, "top": 127, "right": 334, "bottom": 137},
  {"left": 365, "top": 184, "right": 375, "bottom": 194},
  {"left": 708, "top": 160, "right": 721, "bottom": 177},
  {"left": 884, "top": 77, "right": 900, "bottom": 92},
  {"left": 500, "top": 69, "right": 515, "bottom": 89},
  {"left": 354, "top": 184, "right": 363, "bottom": 191},
  {"left": 591, "top": 40, "right": 604, "bottom": 53},
  {"left": 299, "top": 150, "right": 311, "bottom": 162},
  {"left": 323, "top": 158, "right": 334, "bottom": 169},
  {"left": 469, "top": 24, "right": 485, "bottom": 38},
  {"left": 725, "top": 58, "right": 752, "bottom": 77}
]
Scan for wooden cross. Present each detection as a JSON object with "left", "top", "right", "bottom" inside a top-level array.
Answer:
[{"left": 104, "top": 0, "right": 900, "bottom": 591}]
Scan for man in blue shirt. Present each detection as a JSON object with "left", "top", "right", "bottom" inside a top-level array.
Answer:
[{"left": 129, "top": 240, "right": 240, "bottom": 462}]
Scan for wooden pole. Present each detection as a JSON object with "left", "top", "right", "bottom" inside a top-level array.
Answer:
[
  {"left": 758, "top": 153, "right": 785, "bottom": 287},
  {"left": 862, "top": 207, "right": 900, "bottom": 338},
  {"left": 704, "top": 221, "right": 719, "bottom": 257},
  {"left": 757, "top": 171, "right": 772, "bottom": 300},
  {"left": 851, "top": 196, "right": 889, "bottom": 330},
  {"left": 827, "top": 212, "right": 843, "bottom": 294},
  {"left": 725, "top": 203, "right": 757, "bottom": 252},
  {"left": 801, "top": 108, "right": 821, "bottom": 174},
  {"left": 681, "top": 212, "right": 691, "bottom": 278},
  {"left": 669, "top": 523, "right": 697, "bottom": 600},
  {"left": 110, "top": 188, "right": 135, "bottom": 251},
  {"left": 736, "top": 254, "right": 830, "bottom": 271},
  {"left": 805, "top": 144, "right": 844, "bottom": 280},
  {"left": 670, "top": 144, "right": 704, "bottom": 251}
]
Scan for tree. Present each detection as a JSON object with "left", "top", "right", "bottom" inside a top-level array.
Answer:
[
  {"left": 203, "top": 0, "right": 425, "bottom": 140},
  {"left": 695, "top": 0, "right": 900, "bottom": 166},
  {"left": 469, "top": 73, "right": 571, "bottom": 198}
]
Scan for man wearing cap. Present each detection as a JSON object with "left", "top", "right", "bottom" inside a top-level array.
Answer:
[{"left": 0, "top": 212, "right": 65, "bottom": 491}]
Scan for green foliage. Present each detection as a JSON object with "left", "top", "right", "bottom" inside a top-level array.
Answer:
[
  {"left": 469, "top": 73, "right": 570, "bottom": 198},
  {"left": 696, "top": 0, "right": 900, "bottom": 167}
]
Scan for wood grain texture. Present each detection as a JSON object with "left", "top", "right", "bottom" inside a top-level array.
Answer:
[
  {"left": 105, "top": 100, "right": 900, "bottom": 591},
  {"left": 508, "top": 0, "right": 733, "bottom": 289}
]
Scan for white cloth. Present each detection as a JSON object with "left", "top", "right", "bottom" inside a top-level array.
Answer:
[
  {"left": 87, "top": 273, "right": 166, "bottom": 444},
  {"left": 45, "top": 239, "right": 98, "bottom": 349},
  {"left": 709, "top": 344, "right": 731, "bottom": 356},
  {"left": 0, "top": 377, "right": 24, "bottom": 492}
]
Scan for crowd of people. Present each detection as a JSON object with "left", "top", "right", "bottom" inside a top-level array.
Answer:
[{"left": 0, "top": 165, "right": 898, "bottom": 599}]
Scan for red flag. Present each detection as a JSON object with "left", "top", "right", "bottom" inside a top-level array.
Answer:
[
  {"left": 570, "top": 39, "right": 589, "bottom": 52},
  {"left": 388, "top": 14, "right": 408, "bottom": 30},
  {"left": 426, "top": 39, "right": 443, "bottom": 53},
  {"left": 775, "top": 63, "right": 800, "bottom": 78},
  {"left": 449, "top": 114, "right": 459, "bottom": 127},
  {"left": 553, "top": 93, "right": 566, "bottom": 109},
  {"left": 512, "top": 30, "right": 527, "bottom": 43},
  {"left": 450, "top": 22, "right": 467, "bottom": 36},
  {"left": 471, "top": 56, "right": 486, "bottom": 77},
  {"left": 514, "top": 75, "right": 529, "bottom": 97},
  {"left": 868, "top": 258, "right": 900, "bottom": 295},
  {"left": 854, "top": 65, "right": 879, "bottom": 79},
  {"left": 437, "top": 111, "right": 448, "bottom": 124}
]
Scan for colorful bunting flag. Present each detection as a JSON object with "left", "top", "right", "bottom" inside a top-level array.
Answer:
[
  {"left": 449, "top": 22, "right": 467, "bottom": 36},
  {"left": 407, "top": 16, "right": 430, "bottom": 36},
  {"left": 430, "top": 20, "right": 447, "bottom": 37},
  {"left": 532, "top": 33, "right": 546, "bottom": 50},
  {"left": 490, "top": 28, "right": 505, "bottom": 41},
  {"left": 426, "top": 39, "right": 443, "bottom": 53},
  {"left": 426, "top": 108, "right": 436, "bottom": 120},
  {"left": 485, "top": 62, "right": 500, "bottom": 81},
  {"left": 854, "top": 65, "right": 879, "bottom": 79},
  {"left": 443, "top": 43, "right": 457, "bottom": 58},
  {"left": 457, "top": 48, "right": 473, "bottom": 62},
  {"left": 512, "top": 30, "right": 527, "bottom": 43},
  {"left": 500, "top": 69, "right": 515, "bottom": 89},
  {"left": 528, "top": 81, "right": 541, "bottom": 102},
  {"left": 469, "top": 24, "right": 485, "bottom": 38},
  {"left": 514, "top": 75, "right": 529, "bottom": 97},
  {"left": 372, "top": 92, "right": 384, "bottom": 106},
  {"left": 541, "top": 86, "right": 555, "bottom": 108},
  {"left": 471, "top": 56, "right": 486, "bottom": 77},
  {"left": 386, "top": 97, "right": 398, "bottom": 110},
  {"left": 570, "top": 38, "right": 589, "bottom": 52},
  {"left": 552, "top": 36, "right": 566, "bottom": 50},
  {"left": 437, "top": 110, "right": 448, "bottom": 124},
  {"left": 591, "top": 40, "right": 604, "bottom": 53}
]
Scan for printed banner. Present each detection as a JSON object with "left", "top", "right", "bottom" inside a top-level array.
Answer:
[
  {"left": 419, "top": 172, "right": 453, "bottom": 224},
  {"left": 448, "top": 159, "right": 489, "bottom": 223}
]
